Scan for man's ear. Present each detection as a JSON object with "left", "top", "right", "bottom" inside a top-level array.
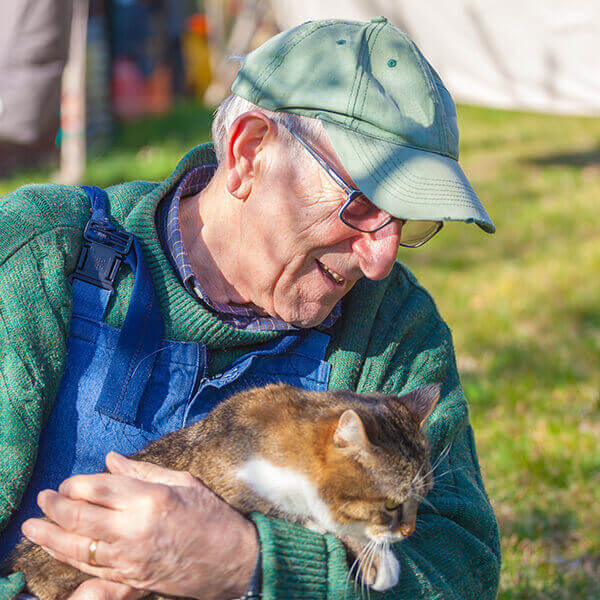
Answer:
[{"left": 225, "top": 111, "right": 273, "bottom": 200}]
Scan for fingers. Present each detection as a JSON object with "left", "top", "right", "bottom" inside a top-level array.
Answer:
[
  {"left": 68, "top": 579, "right": 148, "bottom": 600},
  {"left": 58, "top": 472, "right": 161, "bottom": 510},
  {"left": 35, "top": 489, "right": 121, "bottom": 542},
  {"left": 21, "top": 518, "right": 113, "bottom": 572},
  {"left": 106, "top": 452, "right": 201, "bottom": 489}
]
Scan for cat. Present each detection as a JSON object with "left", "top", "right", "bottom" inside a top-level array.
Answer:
[{"left": 2, "top": 382, "right": 440, "bottom": 599}]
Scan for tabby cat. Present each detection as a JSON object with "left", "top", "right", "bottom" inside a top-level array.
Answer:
[{"left": 2, "top": 382, "right": 440, "bottom": 599}]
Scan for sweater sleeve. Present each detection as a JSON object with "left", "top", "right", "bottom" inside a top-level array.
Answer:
[
  {"left": 0, "top": 188, "right": 84, "bottom": 599},
  {"left": 250, "top": 276, "right": 501, "bottom": 600},
  {"left": 0, "top": 187, "right": 84, "bottom": 535},
  {"left": 0, "top": 235, "right": 74, "bottom": 518}
]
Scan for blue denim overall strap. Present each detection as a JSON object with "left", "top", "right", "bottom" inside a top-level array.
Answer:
[{"left": 72, "top": 185, "right": 165, "bottom": 424}]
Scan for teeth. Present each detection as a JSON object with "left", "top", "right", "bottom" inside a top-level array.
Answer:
[{"left": 318, "top": 260, "right": 345, "bottom": 284}]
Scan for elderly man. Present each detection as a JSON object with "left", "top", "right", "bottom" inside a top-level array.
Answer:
[{"left": 0, "top": 17, "right": 500, "bottom": 600}]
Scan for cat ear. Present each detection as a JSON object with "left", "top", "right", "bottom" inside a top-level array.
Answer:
[
  {"left": 398, "top": 384, "right": 441, "bottom": 426},
  {"left": 333, "top": 410, "right": 370, "bottom": 451}
]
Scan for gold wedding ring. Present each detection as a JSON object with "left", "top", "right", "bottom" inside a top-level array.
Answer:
[{"left": 88, "top": 539, "right": 99, "bottom": 566}]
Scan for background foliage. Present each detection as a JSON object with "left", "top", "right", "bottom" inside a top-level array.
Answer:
[{"left": 1, "top": 102, "right": 599, "bottom": 599}]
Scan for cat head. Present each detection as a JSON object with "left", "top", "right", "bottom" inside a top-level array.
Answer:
[
  {"left": 320, "top": 384, "right": 440, "bottom": 543},
  {"left": 234, "top": 383, "right": 440, "bottom": 545}
]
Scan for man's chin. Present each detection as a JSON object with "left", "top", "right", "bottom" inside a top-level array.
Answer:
[{"left": 285, "top": 307, "right": 334, "bottom": 329}]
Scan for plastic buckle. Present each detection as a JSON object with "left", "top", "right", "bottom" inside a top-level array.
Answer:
[{"left": 72, "top": 220, "right": 134, "bottom": 291}]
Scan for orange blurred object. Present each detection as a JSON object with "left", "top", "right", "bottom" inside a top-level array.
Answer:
[
  {"left": 146, "top": 65, "right": 172, "bottom": 115},
  {"left": 183, "top": 13, "right": 212, "bottom": 99},
  {"left": 188, "top": 13, "right": 209, "bottom": 36}
]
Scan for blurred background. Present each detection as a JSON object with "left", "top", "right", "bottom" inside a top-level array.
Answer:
[{"left": 0, "top": 1, "right": 598, "bottom": 599}]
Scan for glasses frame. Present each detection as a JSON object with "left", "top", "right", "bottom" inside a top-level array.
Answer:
[{"left": 284, "top": 125, "right": 443, "bottom": 246}]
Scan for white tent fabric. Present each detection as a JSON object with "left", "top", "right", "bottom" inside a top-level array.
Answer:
[{"left": 271, "top": 0, "right": 600, "bottom": 116}]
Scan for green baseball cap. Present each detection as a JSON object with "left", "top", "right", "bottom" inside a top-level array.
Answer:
[{"left": 231, "top": 17, "right": 495, "bottom": 234}]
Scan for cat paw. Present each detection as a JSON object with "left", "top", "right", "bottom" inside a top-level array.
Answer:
[{"left": 370, "top": 548, "right": 400, "bottom": 592}]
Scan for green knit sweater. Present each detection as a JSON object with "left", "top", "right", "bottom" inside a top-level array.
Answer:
[{"left": 0, "top": 144, "right": 500, "bottom": 600}]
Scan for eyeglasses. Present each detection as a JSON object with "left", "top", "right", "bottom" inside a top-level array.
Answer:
[{"left": 284, "top": 125, "right": 443, "bottom": 247}]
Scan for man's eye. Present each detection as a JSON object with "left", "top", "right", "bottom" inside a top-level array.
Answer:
[{"left": 344, "top": 195, "right": 374, "bottom": 217}]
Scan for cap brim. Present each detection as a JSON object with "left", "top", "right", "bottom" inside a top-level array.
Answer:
[{"left": 321, "top": 119, "right": 495, "bottom": 234}]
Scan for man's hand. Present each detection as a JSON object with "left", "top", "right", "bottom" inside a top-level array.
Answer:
[{"left": 21, "top": 452, "right": 259, "bottom": 600}]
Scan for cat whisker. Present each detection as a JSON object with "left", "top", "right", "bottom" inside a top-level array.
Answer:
[
  {"left": 346, "top": 542, "right": 368, "bottom": 593},
  {"left": 347, "top": 539, "right": 374, "bottom": 598},
  {"left": 411, "top": 463, "right": 424, "bottom": 486},
  {"left": 432, "top": 466, "right": 466, "bottom": 482},
  {"left": 428, "top": 440, "right": 454, "bottom": 471},
  {"left": 416, "top": 495, "right": 439, "bottom": 515},
  {"left": 364, "top": 541, "right": 378, "bottom": 600},
  {"left": 364, "top": 540, "right": 381, "bottom": 600},
  {"left": 345, "top": 554, "right": 360, "bottom": 593},
  {"left": 435, "top": 440, "right": 453, "bottom": 463},
  {"left": 417, "top": 441, "right": 453, "bottom": 484},
  {"left": 359, "top": 539, "right": 377, "bottom": 600},
  {"left": 430, "top": 480, "right": 461, "bottom": 494}
]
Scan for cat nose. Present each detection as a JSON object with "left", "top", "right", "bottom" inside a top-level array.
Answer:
[{"left": 400, "top": 520, "right": 415, "bottom": 537}]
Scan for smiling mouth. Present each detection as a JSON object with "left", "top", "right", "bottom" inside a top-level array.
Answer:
[{"left": 316, "top": 259, "right": 345, "bottom": 286}]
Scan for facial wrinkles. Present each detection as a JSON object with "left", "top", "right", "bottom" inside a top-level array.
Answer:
[
  {"left": 289, "top": 165, "right": 344, "bottom": 240},
  {"left": 287, "top": 175, "right": 362, "bottom": 282},
  {"left": 299, "top": 159, "right": 400, "bottom": 280},
  {"left": 232, "top": 133, "right": 360, "bottom": 323}
]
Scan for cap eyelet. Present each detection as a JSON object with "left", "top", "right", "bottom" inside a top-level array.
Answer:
[
  {"left": 336, "top": 39, "right": 346, "bottom": 45},
  {"left": 387, "top": 58, "right": 397, "bottom": 68}
]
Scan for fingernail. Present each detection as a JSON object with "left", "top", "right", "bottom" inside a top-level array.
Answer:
[
  {"left": 21, "top": 519, "right": 35, "bottom": 538},
  {"left": 37, "top": 489, "right": 50, "bottom": 507}
]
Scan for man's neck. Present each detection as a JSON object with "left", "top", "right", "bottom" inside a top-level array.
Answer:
[{"left": 179, "top": 170, "right": 257, "bottom": 309}]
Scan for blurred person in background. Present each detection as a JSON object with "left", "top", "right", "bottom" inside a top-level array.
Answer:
[
  {"left": 0, "top": 0, "right": 71, "bottom": 174},
  {"left": 0, "top": 18, "right": 501, "bottom": 600}
]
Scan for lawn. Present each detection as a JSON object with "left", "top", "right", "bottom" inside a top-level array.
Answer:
[{"left": 1, "top": 101, "right": 599, "bottom": 599}]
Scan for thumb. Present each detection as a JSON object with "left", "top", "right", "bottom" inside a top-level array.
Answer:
[
  {"left": 106, "top": 451, "right": 200, "bottom": 488},
  {"left": 68, "top": 578, "right": 148, "bottom": 600}
]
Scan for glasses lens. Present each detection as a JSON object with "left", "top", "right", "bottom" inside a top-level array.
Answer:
[
  {"left": 340, "top": 194, "right": 393, "bottom": 233},
  {"left": 400, "top": 220, "right": 442, "bottom": 247}
]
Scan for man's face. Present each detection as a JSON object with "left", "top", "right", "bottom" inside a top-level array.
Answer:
[{"left": 229, "top": 117, "right": 403, "bottom": 328}]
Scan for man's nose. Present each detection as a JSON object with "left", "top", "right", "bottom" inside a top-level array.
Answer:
[{"left": 351, "top": 220, "right": 403, "bottom": 280}]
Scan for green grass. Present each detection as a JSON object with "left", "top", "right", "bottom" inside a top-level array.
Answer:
[
  {"left": 1, "top": 101, "right": 599, "bottom": 599},
  {"left": 401, "top": 105, "right": 600, "bottom": 600}
]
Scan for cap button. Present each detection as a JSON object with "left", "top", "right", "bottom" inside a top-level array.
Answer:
[{"left": 370, "top": 16, "right": 388, "bottom": 23}]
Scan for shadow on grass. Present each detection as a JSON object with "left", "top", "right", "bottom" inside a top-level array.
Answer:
[
  {"left": 500, "top": 573, "right": 600, "bottom": 600},
  {"left": 526, "top": 146, "right": 600, "bottom": 168},
  {"left": 499, "top": 505, "right": 578, "bottom": 544}
]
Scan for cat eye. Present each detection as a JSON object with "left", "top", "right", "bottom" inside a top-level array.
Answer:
[{"left": 384, "top": 498, "right": 401, "bottom": 511}]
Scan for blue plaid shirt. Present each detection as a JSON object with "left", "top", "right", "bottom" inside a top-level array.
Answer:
[{"left": 155, "top": 164, "right": 342, "bottom": 332}]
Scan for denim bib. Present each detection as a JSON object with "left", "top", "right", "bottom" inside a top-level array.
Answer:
[{"left": 0, "top": 187, "right": 331, "bottom": 560}]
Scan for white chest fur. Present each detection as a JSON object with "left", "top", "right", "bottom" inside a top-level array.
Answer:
[
  {"left": 236, "top": 457, "right": 336, "bottom": 532},
  {"left": 237, "top": 457, "right": 400, "bottom": 592}
]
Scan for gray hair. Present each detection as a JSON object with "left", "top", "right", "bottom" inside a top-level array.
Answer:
[{"left": 211, "top": 94, "right": 325, "bottom": 165}]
